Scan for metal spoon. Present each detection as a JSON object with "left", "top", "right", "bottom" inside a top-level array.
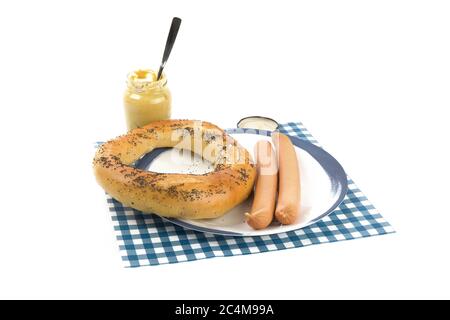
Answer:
[{"left": 157, "top": 17, "right": 182, "bottom": 80}]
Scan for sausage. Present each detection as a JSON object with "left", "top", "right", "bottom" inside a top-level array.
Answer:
[
  {"left": 272, "top": 132, "right": 300, "bottom": 225},
  {"left": 245, "top": 140, "right": 278, "bottom": 230}
]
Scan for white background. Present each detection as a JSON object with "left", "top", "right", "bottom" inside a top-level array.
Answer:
[{"left": 0, "top": 0, "right": 449, "bottom": 299}]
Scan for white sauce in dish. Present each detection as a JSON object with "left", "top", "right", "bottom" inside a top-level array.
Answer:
[{"left": 237, "top": 117, "right": 279, "bottom": 131}]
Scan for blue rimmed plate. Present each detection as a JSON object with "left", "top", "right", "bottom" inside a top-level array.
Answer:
[{"left": 135, "top": 128, "right": 348, "bottom": 236}]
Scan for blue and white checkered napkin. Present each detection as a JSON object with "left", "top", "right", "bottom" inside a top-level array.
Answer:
[{"left": 103, "top": 122, "right": 394, "bottom": 267}]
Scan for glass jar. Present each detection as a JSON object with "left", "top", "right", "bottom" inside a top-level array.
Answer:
[{"left": 123, "top": 69, "right": 172, "bottom": 130}]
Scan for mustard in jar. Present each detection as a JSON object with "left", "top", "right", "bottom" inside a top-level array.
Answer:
[{"left": 123, "top": 69, "right": 172, "bottom": 130}]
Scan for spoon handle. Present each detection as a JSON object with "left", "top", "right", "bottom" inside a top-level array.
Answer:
[{"left": 157, "top": 17, "right": 182, "bottom": 80}]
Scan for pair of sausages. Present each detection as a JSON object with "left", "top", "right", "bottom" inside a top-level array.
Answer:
[{"left": 245, "top": 132, "right": 301, "bottom": 230}]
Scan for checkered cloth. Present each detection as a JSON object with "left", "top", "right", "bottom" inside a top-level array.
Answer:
[{"left": 101, "top": 122, "right": 394, "bottom": 267}]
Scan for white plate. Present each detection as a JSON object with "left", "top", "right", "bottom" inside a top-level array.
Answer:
[{"left": 135, "top": 129, "right": 347, "bottom": 236}]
